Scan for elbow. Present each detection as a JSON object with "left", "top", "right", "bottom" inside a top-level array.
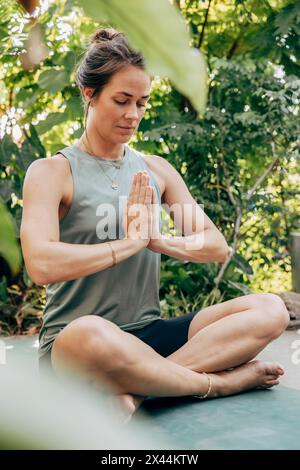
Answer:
[
  {"left": 33, "top": 274, "right": 48, "bottom": 287},
  {"left": 216, "top": 239, "right": 230, "bottom": 263},
  {"left": 28, "top": 268, "right": 48, "bottom": 286},
  {"left": 21, "top": 238, "right": 52, "bottom": 285},
  {"left": 25, "top": 260, "right": 49, "bottom": 286}
]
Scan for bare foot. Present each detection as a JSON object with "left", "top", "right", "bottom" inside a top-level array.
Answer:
[
  {"left": 112, "top": 393, "right": 145, "bottom": 423},
  {"left": 208, "top": 360, "right": 285, "bottom": 398},
  {"left": 111, "top": 361, "right": 284, "bottom": 419}
]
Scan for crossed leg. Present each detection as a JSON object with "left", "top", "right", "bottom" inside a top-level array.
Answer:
[
  {"left": 167, "top": 293, "right": 288, "bottom": 371},
  {"left": 51, "top": 293, "right": 289, "bottom": 420},
  {"left": 123, "top": 293, "right": 289, "bottom": 415}
]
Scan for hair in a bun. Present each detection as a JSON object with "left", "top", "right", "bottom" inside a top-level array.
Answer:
[
  {"left": 74, "top": 27, "right": 148, "bottom": 130},
  {"left": 90, "top": 28, "right": 123, "bottom": 44}
]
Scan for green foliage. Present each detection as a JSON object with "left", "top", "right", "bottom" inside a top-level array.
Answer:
[
  {"left": 77, "top": 0, "right": 208, "bottom": 115},
  {"left": 142, "top": 57, "right": 299, "bottom": 308},
  {"left": 0, "top": 270, "right": 44, "bottom": 336},
  {"left": 0, "top": 0, "right": 299, "bottom": 331},
  {"left": 0, "top": 200, "right": 21, "bottom": 275}
]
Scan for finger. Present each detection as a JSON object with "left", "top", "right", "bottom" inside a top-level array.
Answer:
[
  {"left": 139, "top": 173, "right": 149, "bottom": 204},
  {"left": 146, "top": 185, "right": 152, "bottom": 202},
  {"left": 144, "top": 187, "right": 153, "bottom": 238},
  {"left": 150, "top": 188, "right": 159, "bottom": 232},
  {"left": 133, "top": 172, "right": 142, "bottom": 204},
  {"left": 130, "top": 172, "right": 142, "bottom": 205},
  {"left": 128, "top": 174, "right": 137, "bottom": 205},
  {"left": 144, "top": 185, "right": 153, "bottom": 206}
]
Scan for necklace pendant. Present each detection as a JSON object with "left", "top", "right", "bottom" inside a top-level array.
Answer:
[{"left": 111, "top": 181, "right": 118, "bottom": 190}]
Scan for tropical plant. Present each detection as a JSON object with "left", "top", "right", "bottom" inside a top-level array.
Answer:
[{"left": 0, "top": 0, "right": 299, "bottom": 332}]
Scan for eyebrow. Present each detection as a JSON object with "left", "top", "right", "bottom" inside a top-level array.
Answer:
[{"left": 115, "top": 91, "right": 150, "bottom": 99}]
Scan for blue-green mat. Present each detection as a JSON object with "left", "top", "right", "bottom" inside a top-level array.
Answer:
[
  {"left": 134, "top": 386, "right": 300, "bottom": 450},
  {"left": 2, "top": 336, "right": 300, "bottom": 450}
]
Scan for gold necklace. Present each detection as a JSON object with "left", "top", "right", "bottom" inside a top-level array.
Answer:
[
  {"left": 81, "top": 139, "right": 126, "bottom": 190},
  {"left": 95, "top": 150, "right": 125, "bottom": 191}
]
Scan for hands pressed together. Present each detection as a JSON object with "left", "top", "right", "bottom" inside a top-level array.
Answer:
[{"left": 122, "top": 171, "right": 162, "bottom": 252}]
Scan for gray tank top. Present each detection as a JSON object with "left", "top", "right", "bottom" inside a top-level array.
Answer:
[{"left": 38, "top": 143, "right": 162, "bottom": 358}]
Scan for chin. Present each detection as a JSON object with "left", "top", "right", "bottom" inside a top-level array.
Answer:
[{"left": 116, "top": 134, "right": 133, "bottom": 143}]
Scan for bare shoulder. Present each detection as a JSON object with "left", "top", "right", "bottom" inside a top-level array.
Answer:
[
  {"left": 25, "top": 153, "right": 69, "bottom": 178},
  {"left": 142, "top": 153, "right": 194, "bottom": 208},
  {"left": 140, "top": 153, "right": 168, "bottom": 198},
  {"left": 141, "top": 153, "right": 175, "bottom": 175},
  {"left": 141, "top": 153, "right": 183, "bottom": 203},
  {"left": 24, "top": 154, "right": 72, "bottom": 204}
]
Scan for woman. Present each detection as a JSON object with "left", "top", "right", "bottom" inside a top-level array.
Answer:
[{"left": 20, "top": 28, "right": 289, "bottom": 422}]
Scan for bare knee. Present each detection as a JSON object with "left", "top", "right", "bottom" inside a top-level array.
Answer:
[
  {"left": 51, "top": 315, "right": 127, "bottom": 373},
  {"left": 252, "top": 293, "right": 290, "bottom": 338}
]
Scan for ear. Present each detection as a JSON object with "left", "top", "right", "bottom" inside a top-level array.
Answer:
[{"left": 82, "top": 86, "right": 94, "bottom": 104}]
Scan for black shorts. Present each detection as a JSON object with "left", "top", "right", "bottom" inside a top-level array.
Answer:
[
  {"left": 128, "top": 311, "right": 198, "bottom": 357},
  {"left": 39, "top": 311, "right": 198, "bottom": 377}
]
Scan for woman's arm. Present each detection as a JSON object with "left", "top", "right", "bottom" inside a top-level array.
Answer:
[
  {"left": 148, "top": 157, "right": 229, "bottom": 263},
  {"left": 23, "top": 237, "right": 143, "bottom": 286},
  {"left": 149, "top": 231, "right": 229, "bottom": 263},
  {"left": 20, "top": 159, "right": 144, "bottom": 286}
]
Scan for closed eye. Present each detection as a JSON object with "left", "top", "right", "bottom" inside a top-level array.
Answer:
[{"left": 114, "top": 100, "right": 146, "bottom": 108}]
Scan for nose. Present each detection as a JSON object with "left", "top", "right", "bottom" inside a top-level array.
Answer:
[{"left": 124, "top": 106, "right": 139, "bottom": 121}]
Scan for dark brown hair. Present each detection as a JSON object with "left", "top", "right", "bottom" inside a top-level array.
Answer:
[{"left": 75, "top": 27, "right": 148, "bottom": 128}]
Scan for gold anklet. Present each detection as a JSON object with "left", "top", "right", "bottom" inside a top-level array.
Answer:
[{"left": 193, "top": 372, "right": 212, "bottom": 399}]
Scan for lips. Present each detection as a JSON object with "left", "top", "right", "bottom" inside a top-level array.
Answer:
[{"left": 118, "top": 126, "right": 134, "bottom": 130}]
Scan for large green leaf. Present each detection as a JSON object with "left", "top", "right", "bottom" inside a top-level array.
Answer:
[
  {"left": 25, "top": 123, "right": 46, "bottom": 157},
  {"left": 38, "top": 68, "right": 70, "bottom": 94},
  {"left": 16, "top": 125, "right": 46, "bottom": 172},
  {"left": 65, "top": 96, "right": 83, "bottom": 120},
  {"left": 78, "top": 0, "right": 207, "bottom": 115},
  {"left": 0, "top": 179, "right": 13, "bottom": 203},
  {"left": 55, "top": 50, "right": 78, "bottom": 73},
  {"left": 16, "top": 87, "right": 41, "bottom": 108},
  {"left": 0, "top": 134, "right": 20, "bottom": 166},
  {"left": 35, "top": 112, "right": 67, "bottom": 135},
  {"left": 0, "top": 200, "right": 21, "bottom": 276}
]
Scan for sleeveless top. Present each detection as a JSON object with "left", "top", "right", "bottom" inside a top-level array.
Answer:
[{"left": 38, "top": 143, "right": 163, "bottom": 359}]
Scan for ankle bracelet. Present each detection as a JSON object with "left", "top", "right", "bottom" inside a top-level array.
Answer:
[{"left": 193, "top": 372, "right": 212, "bottom": 399}]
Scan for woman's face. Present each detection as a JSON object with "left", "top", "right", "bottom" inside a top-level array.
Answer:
[{"left": 84, "top": 65, "right": 152, "bottom": 144}]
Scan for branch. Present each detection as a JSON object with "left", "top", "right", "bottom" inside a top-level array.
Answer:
[
  {"left": 214, "top": 208, "right": 242, "bottom": 289},
  {"left": 198, "top": 0, "right": 212, "bottom": 49},
  {"left": 245, "top": 141, "right": 280, "bottom": 200},
  {"left": 226, "top": 21, "right": 251, "bottom": 60},
  {"left": 221, "top": 154, "right": 240, "bottom": 208},
  {"left": 214, "top": 140, "right": 281, "bottom": 289},
  {"left": 227, "top": 38, "right": 240, "bottom": 60}
]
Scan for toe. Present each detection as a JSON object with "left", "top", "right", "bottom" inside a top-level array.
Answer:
[
  {"left": 268, "top": 379, "right": 280, "bottom": 386},
  {"left": 275, "top": 362, "right": 285, "bottom": 374},
  {"left": 264, "top": 362, "right": 284, "bottom": 376}
]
